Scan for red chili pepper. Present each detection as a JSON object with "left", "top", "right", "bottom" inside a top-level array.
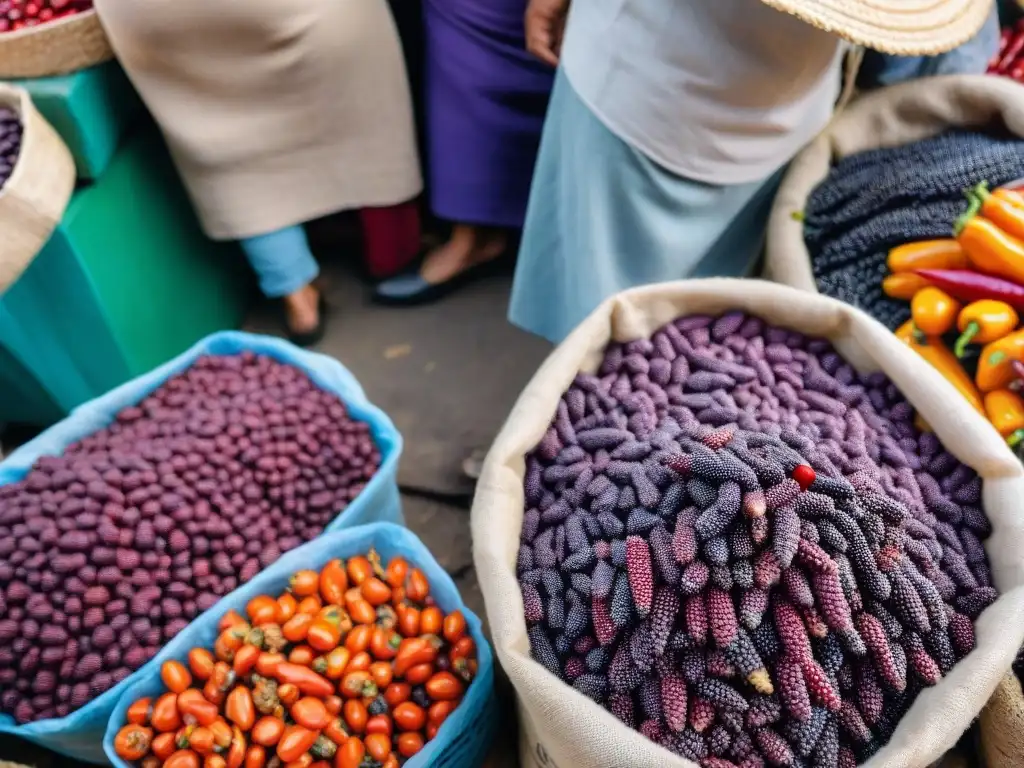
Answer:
[
  {"left": 999, "top": 29, "right": 1024, "bottom": 73},
  {"left": 914, "top": 269, "right": 1024, "bottom": 310}
]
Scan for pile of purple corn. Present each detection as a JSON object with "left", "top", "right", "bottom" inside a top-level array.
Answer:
[
  {"left": 519, "top": 311, "right": 993, "bottom": 766},
  {"left": 0, "top": 106, "right": 21, "bottom": 190},
  {"left": 0, "top": 352, "right": 381, "bottom": 724}
]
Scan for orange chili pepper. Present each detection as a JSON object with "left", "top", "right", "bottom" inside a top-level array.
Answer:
[
  {"left": 365, "top": 715, "right": 392, "bottom": 737},
  {"left": 970, "top": 182, "right": 1024, "bottom": 240},
  {"left": 895, "top": 321, "right": 985, "bottom": 414},
  {"left": 405, "top": 663, "right": 434, "bottom": 685},
  {"left": 364, "top": 733, "right": 391, "bottom": 762},
  {"left": 368, "top": 661, "right": 393, "bottom": 689},
  {"left": 324, "top": 696, "right": 343, "bottom": 716},
  {"left": 910, "top": 287, "right": 960, "bottom": 336},
  {"left": 114, "top": 724, "right": 154, "bottom": 761},
  {"left": 272, "top": 662, "right": 334, "bottom": 698},
  {"left": 360, "top": 578, "right": 392, "bottom": 607},
  {"left": 345, "top": 652, "right": 372, "bottom": 673},
  {"left": 956, "top": 208, "right": 1024, "bottom": 285},
  {"left": 976, "top": 328, "right": 1024, "bottom": 392},
  {"left": 368, "top": 627, "right": 401, "bottom": 661},
  {"left": 397, "top": 606, "right": 420, "bottom": 637},
  {"left": 406, "top": 569, "right": 429, "bottom": 603},
  {"left": 883, "top": 272, "right": 933, "bottom": 300},
  {"left": 209, "top": 720, "right": 233, "bottom": 749},
  {"left": 420, "top": 606, "right": 443, "bottom": 636},
  {"left": 428, "top": 699, "right": 457, "bottom": 727},
  {"left": 206, "top": 755, "right": 227, "bottom": 768},
  {"left": 275, "top": 726, "right": 319, "bottom": 763},
  {"left": 189, "top": 726, "right": 216, "bottom": 755},
  {"left": 277, "top": 683, "right": 300, "bottom": 707},
  {"left": 346, "top": 556, "right": 373, "bottom": 586},
  {"left": 318, "top": 559, "right": 348, "bottom": 606},
  {"left": 383, "top": 683, "right": 411, "bottom": 708},
  {"left": 887, "top": 239, "right": 968, "bottom": 273},
  {"left": 954, "top": 299, "right": 1019, "bottom": 357},
  {"left": 424, "top": 671, "right": 463, "bottom": 701},
  {"left": 984, "top": 388, "right": 1024, "bottom": 446},
  {"left": 323, "top": 717, "right": 349, "bottom": 746},
  {"left": 392, "top": 702, "right": 426, "bottom": 732},
  {"left": 318, "top": 647, "right": 350, "bottom": 680},
  {"left": 277, "top": 593, "right": 298, "bottom": 623}
]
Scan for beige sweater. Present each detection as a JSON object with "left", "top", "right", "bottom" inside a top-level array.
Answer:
[{"left": 94, "top": 0, "right": 422, "bottom": 240}]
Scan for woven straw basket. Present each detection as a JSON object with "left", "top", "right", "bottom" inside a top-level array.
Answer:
[
  {"left": 0, "top": 9, "right": 113, "bottom": 78},
  {"left": 0, "top": 84, "right": 75, "bottom": 296},
  {"left": 980, "top": 674, "right": 1024, "bottom": 767}
]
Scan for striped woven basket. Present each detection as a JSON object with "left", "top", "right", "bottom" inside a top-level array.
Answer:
[
  {"left": 0, "top": 9, "right": 113, "bottom": 78},
  {"left": 0, "top": 84, "right": 75, "bottom": 296}
]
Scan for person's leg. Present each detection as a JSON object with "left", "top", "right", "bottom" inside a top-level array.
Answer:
[
  {"left": 239, "top": 225, "right": 324, "bottom": 345},
  {"left": 374, "top": 0, "right": 553, "bottom": 305},
  {"left": 510, "top": 69, "right": 778, "bottom": 345}
]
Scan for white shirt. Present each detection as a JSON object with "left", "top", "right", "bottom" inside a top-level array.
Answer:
[{"left": 560, "top": 0, "right": 845, "bottom": 185}]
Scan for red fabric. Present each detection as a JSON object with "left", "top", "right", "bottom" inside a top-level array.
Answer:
[{"left": 359, "top": 199, "right": 422, "bottom": 279}]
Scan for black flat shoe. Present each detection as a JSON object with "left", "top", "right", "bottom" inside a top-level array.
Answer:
[
  {"left": 372, "top": 253, "right": 508, "bottom": 307},
  {"left": 285, "top": 297, "right": 329, "bottom": 348}
]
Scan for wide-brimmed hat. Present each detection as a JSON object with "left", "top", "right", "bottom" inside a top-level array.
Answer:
[{"left": 759, "top": 0, "right": 995, "bottom": 56}]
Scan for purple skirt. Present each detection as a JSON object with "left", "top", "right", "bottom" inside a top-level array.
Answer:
[{"left": 423, "top": 0, "right": 554, "bottom": 228}]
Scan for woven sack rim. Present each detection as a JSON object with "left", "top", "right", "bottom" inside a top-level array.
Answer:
[{"left": 0, "top": 9, "right": 113, "bottom": 78}]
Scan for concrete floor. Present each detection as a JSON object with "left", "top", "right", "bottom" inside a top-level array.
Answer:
[{"left": 1, "top": 258, "right": 536, "bottom": 767}]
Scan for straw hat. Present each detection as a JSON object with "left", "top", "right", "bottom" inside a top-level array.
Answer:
[{"left": 760, "top": 0, "right": 995, "bottom": 56}]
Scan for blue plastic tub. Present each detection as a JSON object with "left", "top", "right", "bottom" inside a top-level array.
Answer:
[
  {"left": 0, "top": 331, "right": 404, "bottom": 763},
  {"left": 104, "top": 524, "right": 497, "bottom": 768}
]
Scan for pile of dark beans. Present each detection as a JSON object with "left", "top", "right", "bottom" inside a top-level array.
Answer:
[
  {"left": 0, "top": 106, "right": 21, "bottom": 190},
  {"left": 519, "top": 311, "right": 993, "bottom": 767},
  {"left": 0, "top": 352, "right": 381, "bottom": 724}
]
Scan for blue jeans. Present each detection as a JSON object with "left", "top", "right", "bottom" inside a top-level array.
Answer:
[
  {"left": 859, "top": 5, "right": 1000, "bottom": 88},
  {"left": 239, "top": 226, "right": 320, "bottom": 298}
]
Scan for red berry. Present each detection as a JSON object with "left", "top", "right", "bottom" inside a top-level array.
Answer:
[{"left": 792, "top": 464, "right": 816, "bottom": 491}]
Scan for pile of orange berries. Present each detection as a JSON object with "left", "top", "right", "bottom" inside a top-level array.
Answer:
[{"left": 113, "top": 550, "right": 478, "bottom": 768}]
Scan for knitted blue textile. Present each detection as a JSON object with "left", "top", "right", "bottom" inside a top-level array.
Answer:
[{"left": 805, "top": 130, "right": 1024, "bottom": 329}]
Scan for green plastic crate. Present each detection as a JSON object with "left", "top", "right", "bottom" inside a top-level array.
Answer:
[
  {"left": 13, "top": 61, "right": 144, "bottom": 180},
  {"left": 0, "top": 126, "right": 251, "bottom": 426}
]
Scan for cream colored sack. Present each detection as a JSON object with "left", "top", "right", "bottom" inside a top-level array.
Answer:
[
  {"left": 0, "top": 84, "right": 75, "bottom": 296},
  {"left": 765, "top": 75, "right": 1024, "bottom": 290},
  {"left": 472, "top": 278, "right": 1024, "bottom": 768}
]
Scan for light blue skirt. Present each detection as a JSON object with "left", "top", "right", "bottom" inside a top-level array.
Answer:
[{"left": 509, "top": 68, "right": 785, "bottom": 344}]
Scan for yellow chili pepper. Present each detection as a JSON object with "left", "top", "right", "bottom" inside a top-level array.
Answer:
[
  {"left": 969, "top": 182, "right": 1024, "bottom": 242},
  {"left": 976, "top": 329, "right": 1024, "bottom": 392},
  {"left": 895, "top": 321, "right": 985, "bottom": 414},
  {"left": 956, "top": 213, "right": 1024, "bottom": 285},
  {"left": 984, "top": 388, "right": 1024, "bottom": 446},
  {"left": 886, "top": 239, "right": 968, "bottom": 273},
  {"left": 910, "top": 287, "right": 960, "bottom": 336},
  {"left": 953, "top": 299, "right": 1019, "bottom": 358},
  {"left": 882, "top": 273, "right": 932, "bottom": 300}
]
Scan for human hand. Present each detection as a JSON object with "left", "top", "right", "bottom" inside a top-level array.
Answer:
[{"left": 525, "top": 0, "right": 570, "bottom": 67}]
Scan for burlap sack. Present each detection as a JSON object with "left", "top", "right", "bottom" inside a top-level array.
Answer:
[
  {"left": 980, "top": 674, "right": 1024, "bottom": 767},
  {"left": 472, "top": 277, "right": 1024, "bottom": 768},
  {"left": 765, "top": 74, "right": 1024, "bottom": 290},
  {"left": 0, "top": 84, "right": 75, "bottom": 296}
]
